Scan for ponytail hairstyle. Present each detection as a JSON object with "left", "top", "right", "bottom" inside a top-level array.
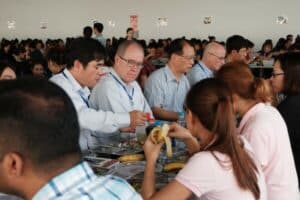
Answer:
[
  {"left": 185, "top": 78, "right": 260, "bottom": 199},
  {"left": 216, "top": 61, "right": 274, "bottom": 104},
  {"left": 253, "top": 77, "right": 276, "bottom": 105}
]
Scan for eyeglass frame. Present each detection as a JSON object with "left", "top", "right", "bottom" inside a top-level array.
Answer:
[
  {"left": 177, "top": 54, "right": 196, "bottom": 61},
  {"left": 118, "top": 55, "right": 144, "bottom": 68},
  {"left": 271, "top": 72, "right": 284, "bottom": 77},
  {"left": 207, "top": 52, "right": 225, "bottom": 61}
]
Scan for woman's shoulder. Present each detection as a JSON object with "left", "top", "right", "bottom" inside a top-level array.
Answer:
[{"left": 189, "top": 150, "right": 230, "bottom": 167}]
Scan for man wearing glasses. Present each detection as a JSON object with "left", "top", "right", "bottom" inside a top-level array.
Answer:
[
  {"left": 50, "top": 37, "right": 146, "bottom": 152},
  {"left": 90, "top": 40, "right": 151, "bottom": 134},
  {"left": 144, "top": 38, "right": 195, "bottom": 121},
  {"left": 186, "top": 42, "right": 226, "bottom": 86}
]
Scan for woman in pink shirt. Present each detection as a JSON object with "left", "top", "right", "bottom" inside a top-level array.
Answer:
[
  {"left": 141, "top": 78, "right": 266, "bottom": 200},
  {"left": 216, "top": 62, "right": 299, "bottom": 200}
]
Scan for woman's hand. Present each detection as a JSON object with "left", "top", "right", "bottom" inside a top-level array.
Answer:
[
  {"left": 168, "top": 123, "right": 193, "bottom": 140},
  {"left": 143, "top": 136, "right": 164, "bottom": 163}
]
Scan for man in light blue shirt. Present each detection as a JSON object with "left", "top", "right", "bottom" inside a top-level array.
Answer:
[
  {"left": 144, "top": 38, "right": 195, "bottom": 121},
  {"left": 0, "top": 78, "right": 142, "bottom": 200},
  {"left": 187, "top": 42, "right": 226, "bottom": 86},
  {"left": 90, "top": 40, "right": 152, "bottom": 134}
]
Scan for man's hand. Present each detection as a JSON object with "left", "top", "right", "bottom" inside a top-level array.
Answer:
[
  {"left": 119, "top": 127, "right": 136, "bottom": 133},
  {"left": 129, "top": 110, "right": 146, "bottom": 128}
]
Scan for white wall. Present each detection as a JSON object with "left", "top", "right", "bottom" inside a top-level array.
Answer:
[{"left": 0, "top": 0, "right": 299, "bottom": 48}]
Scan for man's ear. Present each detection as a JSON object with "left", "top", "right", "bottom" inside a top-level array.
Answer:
[
  {"left": 185, "top": 109, "right": 196, "bottom": 128},
  {"left": 186, "top": 110, "right": 196, "bottom": 126},
  {"left": 114, "top": 55, "right": 121, "bottom": 66},
  {"left": 3, "top": 152, "right": 24, "bottom": 178},
  {"left": 73, "top": 60, "right": 83, "bottom": 72}
]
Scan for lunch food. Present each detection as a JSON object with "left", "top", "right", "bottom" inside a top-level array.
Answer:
[
  {"left": 163, "top": 162, "right": 185, "bottom": 172},
  {"left": 149, "top": 124, "right": 172, "bottom": 157},
  {"left": 118, "top": 154, "right": 145, "bottom": 162}
]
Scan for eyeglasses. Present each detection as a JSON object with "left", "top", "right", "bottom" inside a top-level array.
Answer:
[
  {"left": 178, "top": 54, "right": 196, "bottom": 61},
  {"left": 119, "top": 55, "right": 143, "bottom": 68},
  {"left": 271, "top": 72, "right": 284, "bottom": 77},
  {"left": 208, "top": 52, "right": 225, "bottom": 60}
]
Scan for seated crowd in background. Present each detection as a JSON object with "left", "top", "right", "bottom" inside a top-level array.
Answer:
[{"left": 0, "top": 26, "right": 299, "bottom": 200}]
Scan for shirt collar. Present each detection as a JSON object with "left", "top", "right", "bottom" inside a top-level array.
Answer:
[
  {"left": 33, "top": 162, "right": 95, "bottom": 200},
  {"left": 164, "top": 65, "right": 184, "bottom": 83},
  {"left": 62, "top": 68, "right": 90, "bottom": 98},
  {"left": 198, "top": 61, "right": 213, "bottom": 77}
]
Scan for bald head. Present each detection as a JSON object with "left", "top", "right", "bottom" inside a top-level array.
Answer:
[
  {"left": 202, "top": 42, "right": 226, "bottom": 71},
  {"left": 114, "top": 40, "right": 144, "bottom": 83},
  {"left": 116, "top": 40, "right": 144, "bottom": 57}
]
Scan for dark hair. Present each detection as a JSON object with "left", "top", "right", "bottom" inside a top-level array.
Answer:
[
  {"left": 0, "top": 60, "right": 16, "bottom": 75},
  {"left": 273, "top": 38, "right": 287, "bottom": 51},
  {"left": 208, "top": 35, "right": 216, "bottom": 42},
  {"left": 31, "top": 60, "right": 45, "bottom": 69},
  {"left": 11, "top": 46, "right": 26, "bottom": 56},
  {"left": 126, "top": 27, "right": 133, "bottom": 33},
  {"left": 66, "top": 37, "right": 106, "bottom": 69},
  {"left": 83, "top": 26, "right": 93, "bottom": 38},
  {"left": 246, "top": 39, "right": 254, "bottom": 49},
  {"left": 295, "top": 35, "right": 300, "bottom": 43},
  {"left": 167, "top": 38, "right": 193, "bottom": 58},
  {"left": 226, "top": 35, "right": 247, "bottom": 54},
  {"left": 276, "top": 52, "right": 300, "bottom": 95},
  {"left": 93, "top": 22, "right": 104, "bottom": 33},
  {"left": 36, "top": 40, "right": 44, "bottom": 49},
  {"left": 185, "top": 78, "right": 260, "bottom": 199},
  {"left": 0, "top": 78, "right": 81, "bottom": 167},
  {"left": 286, "top": 34, "right": 293, "bottom": 41},
  {"left": 216, "top": 62, "right": 272, "bottom": 103},
  {"left": 1, "top": 39, "right": 11, "bottom": 49},
  {"left": 260, "top": 40, "right": 273, "bottom": 56},
  {"left": 46, "top": 48, "right": 66, "bottom": 66},
  {"left": 148, "top": 42, "right": 157, "bottom": 49}
]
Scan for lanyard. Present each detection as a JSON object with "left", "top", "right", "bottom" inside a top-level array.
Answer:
[
  {"left": 62, "top": 71, "right": 90, "bottom": 108},
  {"left": 197, "top": 62, "right": 206, "bottom": 72},
  {"left": 197, "top": 62, "right": 212, "bottom": 77},
  {"left": 109, "top": 72, "right": 135, "bottom": 106}
]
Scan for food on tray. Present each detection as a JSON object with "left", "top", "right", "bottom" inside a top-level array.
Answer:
[
  {"left": 149, "top": 124, "right": 172, "bottom": 157},
  {"left": 118, "top": 154, "right": 145, "bottom": 162},
  {"left": 163, "top": 162, "right": 185, "bottom": 172}
]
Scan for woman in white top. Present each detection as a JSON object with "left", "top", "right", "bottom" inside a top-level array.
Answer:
[{"left": 141, "top": 78, "right": 266, "bottom": 200}]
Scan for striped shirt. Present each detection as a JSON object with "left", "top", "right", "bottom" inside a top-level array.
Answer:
[{"left": 32, "top": 162, "right": 142, "bottom": 200}]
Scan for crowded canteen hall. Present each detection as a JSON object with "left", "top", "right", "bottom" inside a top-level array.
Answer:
[{"left": 0, "top": 0, "right": 299, "bottom": 199}]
